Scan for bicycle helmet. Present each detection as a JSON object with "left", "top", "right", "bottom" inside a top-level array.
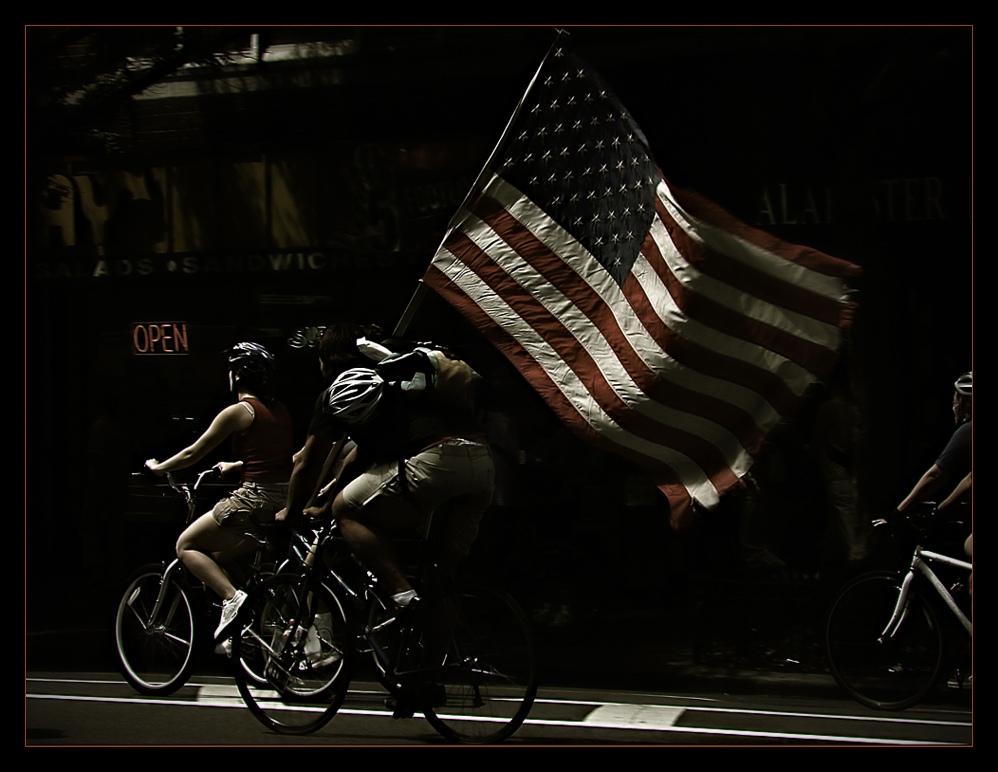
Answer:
[
  {"left": 325, "top": 367, "right": 384, "bottom": 425},
  {"left": 954, "top": 371, "right": 973, "bottom": 396},
  {"left": 228, "top": 341, "right": 276, "bottom": 376}
]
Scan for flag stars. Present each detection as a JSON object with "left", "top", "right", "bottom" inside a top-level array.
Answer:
[{"left": 496, "top": 51, "right": 657, "bottom": 285}]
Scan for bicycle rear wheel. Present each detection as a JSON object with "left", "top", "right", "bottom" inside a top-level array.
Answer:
[
  {"left": 825, "top": 571, "right": 943, "bottom": 710},
  {"left": 115, "top": 564, "right": 198, "bottom": 695},
  {"left": 232, "top": 573, "right": 351, "bottom": 735},
  {"left": 422, "top": 584, "right": 537, "bottom": 744}
]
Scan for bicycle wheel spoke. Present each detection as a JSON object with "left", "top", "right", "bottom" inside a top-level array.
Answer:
[
  {"left": 825, "top": 572, "right": 943, "bottom": 710},
  {"left": 422, "top": 585, "right": 537, "bottom": 743},
  {"left": 232, "top": 574, "right": 351, "bottom": 735},
  {"left": 115, "top": 566, "right": 198, "bottom": 695}
]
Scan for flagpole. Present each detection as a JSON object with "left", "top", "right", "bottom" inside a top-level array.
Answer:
[
  {"left": 394, "top": 29, "right": 570, "bottom": 338},
  {"left": 441, "top": 28, "right": 570, "bottom": 235},
  {"left": 393, "top": 279, "right": 428, "bottom": 337}
]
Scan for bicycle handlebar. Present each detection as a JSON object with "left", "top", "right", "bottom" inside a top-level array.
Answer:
[
  {"left": 133, "top": 464, "right": 224, "bottom": 495},
  {"left": 874, "top": 502, "right": 970, "bottom": 545}
]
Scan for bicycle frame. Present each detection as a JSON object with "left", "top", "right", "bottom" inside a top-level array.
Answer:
[
  {"left": 134, "top": 558, "right": 187, "bottom": 632},
  {"left": 882, "top": 545, "right": 972, "bottom": 642},
  {"left": 279, "top": 521, "right": 449, "bottom": 686},
  {"left": 132, "top": 468, "right": 274, "bottom": 634}
]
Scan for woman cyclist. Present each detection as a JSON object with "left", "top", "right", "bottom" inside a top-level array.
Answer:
[{"left": 145, "top": 342, "right": 294, "bottom": 641}]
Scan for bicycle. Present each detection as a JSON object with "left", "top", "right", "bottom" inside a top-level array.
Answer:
[
  {"left": 114, "top": 467, "right": 284, "bottom": 695},
  {"left": 824, "top": 506, "right": 972, "bottom": 710},
  {"left": 230, "top": 511, "right": 538, "bottom": 743}
]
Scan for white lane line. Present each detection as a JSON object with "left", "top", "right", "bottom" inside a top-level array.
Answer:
[
  {"left": 27, "top": 678, "right": 972, "bottom": 746},
  {"left": 583, "top": 704, "right": 686, "bottom": 730},
  {"left": 684, "top": 705, "right": 972, "bottom": 728},
  {"left": 25, "top": 692, "right": 966, "bottom": 745}
]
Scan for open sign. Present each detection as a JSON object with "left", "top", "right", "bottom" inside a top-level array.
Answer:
[{"left": 132, "top": 323, "right": 189, "bottom": 355}]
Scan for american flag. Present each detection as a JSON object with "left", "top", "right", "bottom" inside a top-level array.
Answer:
[{"left": 423, "top": 41, "right": 861, "bottom": 528}]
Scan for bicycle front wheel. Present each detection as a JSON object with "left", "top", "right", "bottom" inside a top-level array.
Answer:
[
  {"left": 422, "top": 584, "right": 537, "bottom": 744},
  {"left": 115, "top": 564, "right": 198, "bottom": 695},
  {"left": 232, "top": 573, "right": 351, "bottom": 735},
  {"left": 825, "top": 571, "right": 943, "bottom": 710}
]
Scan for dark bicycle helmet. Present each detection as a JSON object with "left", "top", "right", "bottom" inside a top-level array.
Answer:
[
  {"left": 954, "top": 371, "right": 973, "bottom": 396},
  {"left": 228, "top": 341, "right": 277, "bottom": 375},
  {"left": 325, "top": 367, "right": 384, "bottom": 425}
]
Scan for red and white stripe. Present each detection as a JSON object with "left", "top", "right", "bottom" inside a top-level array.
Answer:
[{"left": 425, "top": 169, "right": 860, "bottom": 527}]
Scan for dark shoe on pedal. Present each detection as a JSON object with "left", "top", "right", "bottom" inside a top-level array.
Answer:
[
  {"left": 385, "top": 679, "right": 446, "bottom": 718},
  {"left": 369, "top": 595, "right": 423, "bottom": 634},
  {"left": 387, "top": 696, "right": 418, "bottom": 720}
]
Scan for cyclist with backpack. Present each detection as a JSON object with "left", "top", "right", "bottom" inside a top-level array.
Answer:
[{"left": 276, "top": 323, "right": 495, "bottom": 614}]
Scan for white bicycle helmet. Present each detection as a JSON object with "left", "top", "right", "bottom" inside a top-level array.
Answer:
[
  {"left": 954, "top": 371, "right": 973, "bottom": 396},
  {"left": 325, "top": 367, "right": 384, "bottom": 424}
]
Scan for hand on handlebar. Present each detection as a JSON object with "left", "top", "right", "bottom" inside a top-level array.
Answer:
[
  {"left": 303, "top": 501, "right": 333, "bottom": 520},
  {"left": 214, "top": 460, "right": 243, "bottom": 477},
  {"left": 144, "top": 458, "right": 165, "bottom": 477}
]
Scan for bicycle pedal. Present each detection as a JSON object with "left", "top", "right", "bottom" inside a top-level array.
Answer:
[
  {"left": 369, "top": 597, "right": 424, "bottom": 634},
  {"left": 385, "top": 696, "right": 419, "bottom": 719}
]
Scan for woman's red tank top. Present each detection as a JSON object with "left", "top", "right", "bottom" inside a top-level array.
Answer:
[{"left": 231, "top": 397, "right": 294, "bottom": 483}]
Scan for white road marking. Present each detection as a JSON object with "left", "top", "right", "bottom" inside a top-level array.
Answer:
[
  {"left": 26, "top": 675, "right": 971, "bottom": 745},
  {"left": 583, "top": 704, "right": 686, "bottom": 730}
]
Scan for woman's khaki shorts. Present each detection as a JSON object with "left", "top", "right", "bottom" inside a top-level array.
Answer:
[{"left": 211, "top": 482, "right": 288, "bottom": 538}]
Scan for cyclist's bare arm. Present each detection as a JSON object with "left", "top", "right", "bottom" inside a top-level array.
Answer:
[
  {"left": 277, "top": 432, "right": 335, "bottom": 522},
  {"left": 938, "top": 472, "right": 972, "bottom": 513},
  {"left": 897, "top": 463, "right": 952, "bottom": 513},
  {"left": 145, "top": 403, "right": 254, "bottom": 476}
]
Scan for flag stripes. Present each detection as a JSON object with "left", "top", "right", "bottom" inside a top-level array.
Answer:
[{"left": 422, "top": 42, "right": 859, "bottom": 525}]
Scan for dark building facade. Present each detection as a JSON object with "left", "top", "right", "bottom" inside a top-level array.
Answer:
[{"left": 27, "top": 27, "right": 972, "bottom": 641}]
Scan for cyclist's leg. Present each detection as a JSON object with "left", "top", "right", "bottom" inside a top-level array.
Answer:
[
  {"left": 211, "top": 535, "right": 261, "bottom": 589},
  {"left": 336, "top": 442, "right": 493, "bottom": 597},
  {"left": 180, "top": 484, "right": 282, "bottom": 600},
  {"left": 965, "top": 533, "right": 973, "bottom": 615},
  {"left": 176, "top": 513, "right": 251, "bottom": 600},
  {"left": 436, "top": 460, "right": 495, "bottom": 575},
  {"left": 333, "top": 484, "right": 421, "bottom": 598}
]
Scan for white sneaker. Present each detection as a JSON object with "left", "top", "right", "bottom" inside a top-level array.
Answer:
[
  {"left": 215, "top": 589, "right": 247, "bottom": 640},
  {"left": 304, "top": 614, "right": 342, "bottom": 668}
]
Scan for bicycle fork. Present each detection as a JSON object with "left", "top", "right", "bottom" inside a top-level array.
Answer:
[
  {"left": 129, "top": 560, "right": 185, "bottom": 634},
  {"left": 880, "top": 570, "right": 915, "bottom": 643}
]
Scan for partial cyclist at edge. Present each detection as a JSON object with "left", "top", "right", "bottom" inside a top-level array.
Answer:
[
  {"left": 276, "top": 322, "right": 495, "bottom": 623},
  {"left": 145, "top": 342, "right": 294, "bottom": 643},
  {"left": 894, "top": 371, "right": 973, "bottom": 649},
  {"left": 896, "top": 371, "right": 972, "bottom": 526}
]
